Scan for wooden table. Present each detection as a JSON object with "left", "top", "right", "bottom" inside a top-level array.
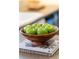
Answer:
[
  {"left": 37, "top": 5, "right": 59, "bottom": 16},
  {"left": 20, "top": 4, "right": 59, "bottom": 16}
]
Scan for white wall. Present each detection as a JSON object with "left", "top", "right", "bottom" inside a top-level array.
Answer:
[{"left": 40, "top": 0, "right": 58, "bottom": 5}]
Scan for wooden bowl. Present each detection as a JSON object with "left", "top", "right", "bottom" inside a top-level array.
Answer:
[{"left": 20, "top": 25, "right": 58, "bottom": 46}]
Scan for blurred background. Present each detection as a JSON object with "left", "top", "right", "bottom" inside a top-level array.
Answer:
[{"left": 19, "top": 0, "right": 59, "bottom": 27}]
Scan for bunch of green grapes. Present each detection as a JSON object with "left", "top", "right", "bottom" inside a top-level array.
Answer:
[{"left": 23, "top": 23, "right": 55, "bottom": 35}]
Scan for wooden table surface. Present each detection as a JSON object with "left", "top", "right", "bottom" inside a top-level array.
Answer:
[
  {"left": 19, "top": 4, "right": 59, "bottom": 16},
  {"left": 37, "top": 5, "right": 59, "bottom": 15}
]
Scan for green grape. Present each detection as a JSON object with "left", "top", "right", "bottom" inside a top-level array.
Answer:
[
  {"left": 25, "top": 27, "right": 37, "bottom": 34},
  {"left": 23, "top": 25, "right": 31, "bottom": 32},
  {"left": 44, "top": 25, "right": 55, "bottom": 33},
  {"left": 32, "top": 23, "right": 41, "bottom": 28},
  {"left": 37, "top": 27, "right": 48, "bottom": 35}
]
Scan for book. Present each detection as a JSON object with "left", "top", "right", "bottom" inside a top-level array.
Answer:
[{"left": 19, "top": 35, "right": 59, "bottom": 56}]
